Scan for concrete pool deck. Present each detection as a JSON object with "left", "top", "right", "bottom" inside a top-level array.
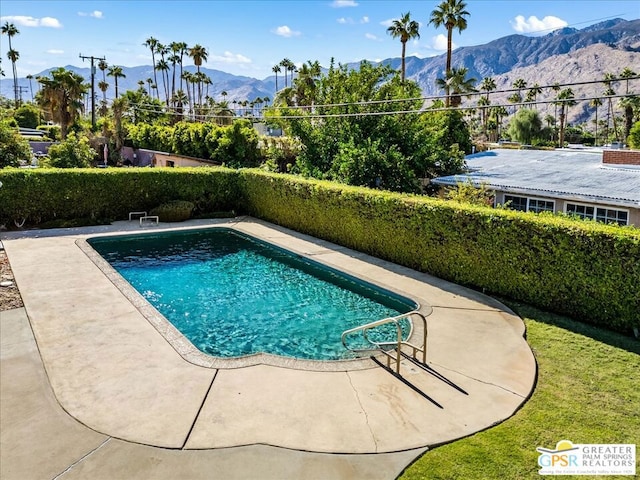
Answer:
[{"left": 1, "top": 217, "right": 536, "bottom": 479}]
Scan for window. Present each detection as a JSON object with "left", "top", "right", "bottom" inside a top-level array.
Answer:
[
  {"left": 566, "top": 203, "right": 629, "bottom": 226},
  {"left": 504, "top": 195, "right": 528, "bottom": 211},
  {"left": 566, "top": 203, "right": 595, "bottom": 220},
  {"left": 528, "top": 199, "right": 555, "bottom": 213},
  {"left": 596, "top": 208, "right": 628, "bottom": 226},
  {"left": 504, "top": 195, "right": 555, "bottom": 213}
]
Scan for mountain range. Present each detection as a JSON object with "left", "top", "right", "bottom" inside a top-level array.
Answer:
[{"left": 3, "top": 18, "right": 639, "bottom": 125}]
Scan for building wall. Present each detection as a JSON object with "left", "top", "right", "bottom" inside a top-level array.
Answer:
[
  {"left": 494, "top": 191, "right": 639, "bottom": 227},
  {"left": 151, "top": 152, "right": 220, "bottom": 168},
  {"left": 602, "top": 150, "right": 640, "bottom": 166}
]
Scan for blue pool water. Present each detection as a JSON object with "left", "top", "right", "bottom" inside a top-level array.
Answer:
[{"left": 89, "top": 229, "right": 415, "bottom": 360}]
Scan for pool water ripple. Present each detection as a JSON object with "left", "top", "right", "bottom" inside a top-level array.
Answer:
[{"left": 90, "top": 229, "right": 415, "bottom": 361}]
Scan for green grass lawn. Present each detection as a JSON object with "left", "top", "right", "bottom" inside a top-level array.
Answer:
[{"left": 399, "top": 302, "right": 640, "bottom": 480}]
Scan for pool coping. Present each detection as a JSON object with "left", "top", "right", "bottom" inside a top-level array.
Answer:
[
  {"left": 1, "top": 216, "right": 537, "bottom": 455},
  {"left": 76, "top": 221, "right": 432, "bottom": 372}
]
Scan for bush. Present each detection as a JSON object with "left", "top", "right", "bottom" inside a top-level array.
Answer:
[
  {"left": 149, "top": 200, "right": 195, "bottom": 222},
  {"left": 37, "top": 124, "right": 61, "bottom": 141},
  {"left": 45, "top": 133, "right": 95, "bottom": 168},
  {"left": 0, "top": 167, "right": 241, "bottom": 228},
  {"left": 14, "top": 104, "right": 41, "bottom": 129},
  {"left": 0, "top": 121, "right": 32, "bottom": 168},
  {"left": 240, "top": 170, "right": 640, "bottom": 333},
  {"left": 628, "top": 120, "right": 640, "bottom": 149}
]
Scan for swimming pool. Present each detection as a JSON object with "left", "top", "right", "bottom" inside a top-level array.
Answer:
[{"left": 88, "top": 228, "right": 417, "bottom": 361}]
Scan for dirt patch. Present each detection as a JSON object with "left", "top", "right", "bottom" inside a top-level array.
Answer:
[{"left": 0, "top": 250, "right": 24, "bottom": 311}]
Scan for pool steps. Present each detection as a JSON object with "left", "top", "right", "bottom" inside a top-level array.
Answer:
[{"left": 341, "top": 310, "right": 427, "bottom": 374}]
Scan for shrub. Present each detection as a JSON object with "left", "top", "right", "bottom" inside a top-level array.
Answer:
[
  {"left": 240, "top": 170, "right": 640, "bottom": 333},
  {"left": 14, "top": 104, "right": 41, "bottom": 129},
  {"left": 628, "top": 120, "right": 640, "bottom": 149},
  {"left": 149, "top": 200, "right": 195, "bottom": 222},
  {"left": 0, "top": 121, "right": 32, "bottom": 168},
  {"left": 45, "top": 133, "right": 95, "bottom": 168},
  {"left": 0, "top": 167, "right": 241, "bottom": 228},
  {"left": 37, "top": 124, "right": 61, "bottom": 141}
]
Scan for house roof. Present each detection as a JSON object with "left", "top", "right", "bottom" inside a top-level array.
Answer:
[{"left": 431, "top": 148, "right": 640, "bottom": 208}]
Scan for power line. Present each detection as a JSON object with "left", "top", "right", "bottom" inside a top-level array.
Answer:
[{"left": 118, "top": 74, "right": 638, "bottom": 121}]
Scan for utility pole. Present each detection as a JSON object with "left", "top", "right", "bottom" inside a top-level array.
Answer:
[
  {"left": 16, "top": 85, "right": 29, "bottom": 106},
  {"left": 79, "top": 53, "right": 105, "bottom": 130}
]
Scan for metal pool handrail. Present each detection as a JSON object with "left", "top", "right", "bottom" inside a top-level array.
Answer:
[{"left": 341, "top": 310, "right": 428, "bottom": 374}]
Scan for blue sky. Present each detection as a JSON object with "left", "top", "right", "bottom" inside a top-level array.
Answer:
[{"left": 1, "top": 0, "right": 638, "bottom": 80}]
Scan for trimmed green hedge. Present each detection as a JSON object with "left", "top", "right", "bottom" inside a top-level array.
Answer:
[
  {"left": 0, "top": 168, "right": 241, "bottom": 225},
  {"left": 240, "top": 170, "right": 640, "bottom": 332},
  {"left": 1, "top": 168, "right": 638, "bottom": 332}
]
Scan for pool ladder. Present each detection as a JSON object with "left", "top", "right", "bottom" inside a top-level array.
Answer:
[{"left": 341, "top": 311, "right": 427, "bottom": 375}]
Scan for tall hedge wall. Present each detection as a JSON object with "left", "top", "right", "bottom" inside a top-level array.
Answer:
[
  {"left": 1, "top": 168, "right": 638, "bottom": 332},
  {"left": 240, "top": 170, "right": 640, "bottom": 332},
  {"left": 0, "top": 168, "right": 241, "bottom": 225}
]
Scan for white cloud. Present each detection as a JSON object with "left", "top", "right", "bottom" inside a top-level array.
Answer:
[
  {"left": 272, "top": 25, "right": 301, "bottom": 37},
  {"left": 380, "top": 18, "right": 394, "bottom": 28},
  {"left": 0, "top": 15, "right": 62, "bottom": 28},
  {"left": 211, "top": 51, "right": 252, "bottom": 64},
  {"left": 431, "top": 34, "right": 451, "bottom": 51},
  {"left": 78, "top": 10, "right": 103, "bottom": 18},
  {"left": 337, "top": 17, "right": 351, "bottom": 24},
  {"left": 365, "top": 33, "right": 378, "bottom": 40},
  {"left": 46, "top": 49, "right": 64, "bottom": 54},
  {"left": 511, "top": 15, "right": 568, "bottom": 34},
  {"left": 361, "top": 16, "right": 369, "bottom": 24},
  {"left": 331, "top": 0, "right": 358, "bottom": 7}
]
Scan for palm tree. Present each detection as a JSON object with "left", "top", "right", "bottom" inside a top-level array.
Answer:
[
  {"left": 107, "top": 65, "right": 126, "bottom": 98},
  {"left": 36, "top": 67, "right": 88, "bottom": 139},
  {"left": 386, "top": 12, "right": 420, "bottom": 82},
  {"left": 555, "top": 88, "right": 576, "bottom": 147},
  {"left": 26, "top": 74, "right": 34, "bottom": 101},
  {"left": 213, "top": 100, "right": 234, "bottom": 125},
  {"left": 280, "top": 58, "right": 292, "bottom": 88},
  {"left": 526, "top": 83, "right": 542, "bottom": 109},
  {"left": 169, "top": 41, "right": 185, "bottom": 101},
  {"left": 619, "top": 67, "right": 637, "bottom": 139},
  {"left": 436, "top": 66, "right": 476, "bottom": 108},
  {"left": 272, "top": 64, "right": 281, "bottom": 92},
  {"left": 603, "top": 73, "right": 619, "bottom": 142},
  {"left": 589, "top": 97, "right": 603, "bottom": 145},
  {"left": 144, "top": 37, "right": 160, "bottom": 99},
  {"left": 172, "top": 89, "right": 188, "bottom": 122},
  {"left": 282, "top": 58, "right": 296, "bottom": 87},
  {"left": 479, "top": 76, "right": 496, "bottom": 101},
  {"left": 2, "top": 22, "right": 20, "bottom": 103},
  {"left": 188, "top": 44, "right": 208, "bottom": 107},
  {"left": 98, "top": 80, "right": 109, "bottom": 104},
  {"left": 293, "top": 60, "right": 322, "bottom": 107},
  {"left": 508, "top": 78, "right": 527, "bottom": 112},
  {"left": 490, "top": 105, "right": 508, "bottom": 141},
  {"left": 429, "top": 0, "right": 469, "bottom": 104},
  {"left": 155, "top": 59, "right": 170, "bottom": 104},
  {"left": 620, "top": 67, "right": 636, "bottom": 95},
  {"left": 619, "top": 95, "right": 639, "bottom": 141}
]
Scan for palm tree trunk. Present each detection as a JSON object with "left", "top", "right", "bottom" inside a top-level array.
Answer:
[
  {"left": 446, "top": 27, "right": 453, "bottom": 74},
  {"left": 401, "top": 40, "right": 406, "bottom": 82}
]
